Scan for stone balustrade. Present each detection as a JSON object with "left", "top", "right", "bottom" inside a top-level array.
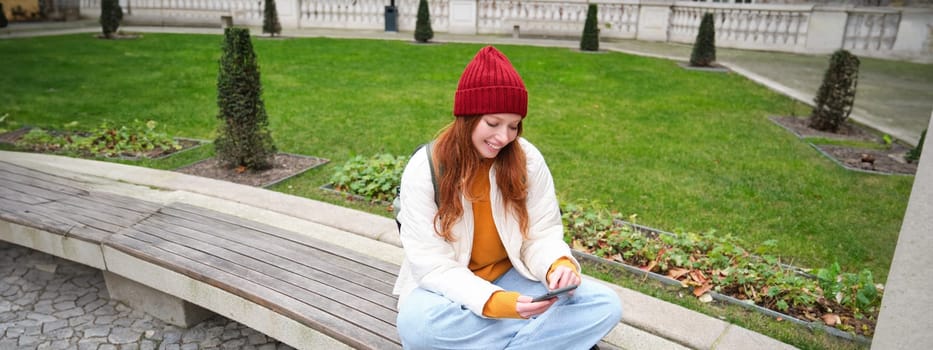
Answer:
[
  {"left": 476, "top": 0, "right": 639, "bottom": 39},
  {"left": 78, "top": 0, "right": 932, "bottom": 62},
  {"left": 668, "top": 3, "right": 814, "bottom": 52}
]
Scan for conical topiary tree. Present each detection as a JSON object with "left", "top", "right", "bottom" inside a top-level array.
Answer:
[
  {"left": 263, "top": 0, "right": 282, "bottom": 37},
  {"left": 580, "top": 4, "right": 599, "bottom": 51},
  {"left": 215, "top": 27, "right": 277, "bottom": 171},
  {"left": 99, "top": 0, "right": 124, "bottom": 39},
  {"left": 809, "top": 49, "right": 860, "bottom": 133},
  {"left": 414, "top": 0, "right": 433, "bottom": 43},
  {"left": 690, "top": 13, "right": 716, "bottom": 67},
  {"left": 1, "top": 4, "right": 9, "bottom": 28}
]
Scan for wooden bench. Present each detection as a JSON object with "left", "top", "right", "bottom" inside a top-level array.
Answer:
[
  {"left": 0, "top": 159, "right": 620, "bottom": 349},
  {"left": 105, "top": 203, "right": 402, "bottom": 349},
  {"left": 0, "top": 160, "right": 402, "bottom": 349}
]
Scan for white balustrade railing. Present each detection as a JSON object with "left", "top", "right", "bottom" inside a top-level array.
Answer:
[
  {"left": 296, "top": 0, "right": 448, "bottom": 32},
  {"left": 76, "top": 0, "right": 931, "bottom": 62},
  {"left": 843, "top": 8, "right": 900, "bottom": 53},
  {"left": 670, "top": 3, "right": 813, "bottom": 52},
  {"left": 477, "top": 0, "right": 637, "bottom": 38},
  {"left": 298, "top": 0, "right": 386, "bottom": 30}
]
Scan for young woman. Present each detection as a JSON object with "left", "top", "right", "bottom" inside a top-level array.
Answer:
[{"left": 394, "top": 46, "right": 622, "bottom": 350}]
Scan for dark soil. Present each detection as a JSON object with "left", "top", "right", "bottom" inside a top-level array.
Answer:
[
  {"left": 0, "top": 127, "right": 327, "bottom": 187},
  {"left": 770, "top": 116, "right": 917, "bottom": 175},
  {"left": 176, "top": 153, "right": 327, "bottom": 188},
  {"left": 0, "top": 127, "right": 204, "bottom": 160}
]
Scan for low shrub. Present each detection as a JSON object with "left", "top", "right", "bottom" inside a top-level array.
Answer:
[
  {"left": 329, "top": 153, "right": 407, "bottom": 202},
  {"left": 15, "top": 119, "right": 181, "bottom": 158}
]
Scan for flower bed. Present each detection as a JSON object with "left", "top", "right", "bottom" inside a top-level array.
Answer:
[
  {"left": 562, "top": 202, "right": 880, "bottom": 341},
  {"left": 1, "top": 120, "right": 203, "bottom": 160}
]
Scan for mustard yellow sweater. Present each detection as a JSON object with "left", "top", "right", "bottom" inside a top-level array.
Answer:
[{"left": 469, "top": 160, "right": 577, "bottom": 318}]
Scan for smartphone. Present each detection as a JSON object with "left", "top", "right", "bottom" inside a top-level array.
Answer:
[{"left": 531, "top": 284, "right": 579, "bottom": 302}]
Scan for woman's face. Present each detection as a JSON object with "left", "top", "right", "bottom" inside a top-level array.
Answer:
[{"left": 472, "top": 113, "right": 522, "bottom": 158}]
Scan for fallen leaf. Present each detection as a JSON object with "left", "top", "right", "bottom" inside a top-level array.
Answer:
[
  {"left": 640, "top": 260, "right": 658, "bottom": 272},
  {"left": 667, "top": 267, "right": 690, "bottom": 279},
  {"left": 693, "top": 283, "right": 713, "bottom": 297},
  {"left": 572, "top": 239, "right": 588, "bottom": 252},
  {"left": 689, "top": 270, "right": 708, "bottom": 284},
  {"left": 235, "top": 165, "right": 247, "bottom": 173},
  {"left": 821, "top": 313, "right": 841, "bottom": 326}
]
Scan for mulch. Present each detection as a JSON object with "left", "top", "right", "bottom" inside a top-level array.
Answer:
[
  {"left": 770, "top": 116, "right": 917, "bottom": 175},
  {"left": 175, "top": 153, "right": 328, "bottom": 188}
]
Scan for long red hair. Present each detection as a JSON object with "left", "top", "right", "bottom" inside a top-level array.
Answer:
[{"left": 431, "top": 115, "right": 529, "bottom": 242}]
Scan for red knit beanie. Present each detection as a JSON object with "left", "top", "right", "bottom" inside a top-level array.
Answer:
[{"left": 454, "top": 46, "right": 528, "bottom": 118}]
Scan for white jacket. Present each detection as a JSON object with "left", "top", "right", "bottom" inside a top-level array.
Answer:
[{"left": 393, "top": 138, "right": 579, "bottom": 316}]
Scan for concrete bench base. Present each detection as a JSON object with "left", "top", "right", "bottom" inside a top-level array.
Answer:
[{"left": 104, "top": 271, "right": 215, "bottom": 328}]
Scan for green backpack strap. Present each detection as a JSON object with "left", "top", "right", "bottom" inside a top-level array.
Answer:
[
  {"left": 394, "top": 141, "right": 439, "bottom": 232},
  {"left": 425, "top": 142, "right": 439, "bottom": 208}
]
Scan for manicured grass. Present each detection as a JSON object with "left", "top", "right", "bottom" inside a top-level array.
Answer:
[{"left": 0, "top": 33, "right": 913, "bottom": 287}]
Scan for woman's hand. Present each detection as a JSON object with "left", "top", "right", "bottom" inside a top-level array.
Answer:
[
  {"left": 547, "top": 265, "right": 581, "bottom": 291},
  {"left": 515, "top": 295, "right": 557, "bottom": 318}
]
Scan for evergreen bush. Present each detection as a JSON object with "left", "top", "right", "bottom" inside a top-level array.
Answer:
[
  {"left": 215, "top": 27, "right": 277, "bottom": 170},
  {"left": 906, "top": 129, "right": 926, "bottom": 163},
  {"left": 414, "top": 0, "right": 433, "bottom": 43},
  {"left": 99, "top": 0, "right": 124, "bottom": 39},
  {"left": 1, "top": 4, "right": 9, "bottom": 28},
  {"left": 263, "top": 0, "right": 282, "bottom": 37},
  {"left": 579, "top": 4, "right": 599, "bottom": 51},
  {"left": 689, "top": 13, "right": 716, "bottom": 67},
  {"left": 809, "top": 50, "right": 860, "bottom": 133}
]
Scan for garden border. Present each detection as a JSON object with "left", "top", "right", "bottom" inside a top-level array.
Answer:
[
  {"left": 767, "top": 116, "right": 915, "bottom": 176},
  {"left": 174, "top": 152, "right": 329, "bottom": 189},
  {"left": 0, "top": 126, "right": 208, "bottom": 161},
  {"left": 573, "top": 218, "right": 873, "bottom": 345}
]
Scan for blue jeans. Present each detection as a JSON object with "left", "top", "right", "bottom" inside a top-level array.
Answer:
[{"left": 396, "top": 268, "right": 623, "bottom": 350}]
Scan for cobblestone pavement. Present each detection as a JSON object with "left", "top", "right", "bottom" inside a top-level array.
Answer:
[{"left": 0, "top": 241, "right": 295, "bottom": 350}]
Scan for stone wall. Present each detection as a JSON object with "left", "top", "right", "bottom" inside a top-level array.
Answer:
[{"left": 78, "top": 0, "right": 933, "bottom": 62}]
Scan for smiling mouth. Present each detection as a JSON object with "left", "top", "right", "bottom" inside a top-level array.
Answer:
[{"left": 486, "top": 141, "right": 503, "bottom": 150}]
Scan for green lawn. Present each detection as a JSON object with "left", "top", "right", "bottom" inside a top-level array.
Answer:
[{"left": 0, "top": 33, "right": 913, "bottom": 285}]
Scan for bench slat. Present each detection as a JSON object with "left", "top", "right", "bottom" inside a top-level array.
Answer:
[
  {"left": 128, "top": 218, "right": 399, "bottom": 325},
  {"left": 0, "top": 161, "right": 163, "bottom": 215},
  {"left": 106, "top": 231, "right": 402, "bottom": 350},
  {"left": 0, "top": 170, "right": 80, "bottom": 204},
  {"left": 80, "top": 190, "right": 165, "bottom": 215},
  {"left": 0, "top": 185, "right": 58, "bottom": 205},
  {"left": 0, "top": 196, "right": 112, "bottom": 242},
  {"left": 153, "top": 206, "right": 396, "bottom": 292},
  {"left": 0, "top": 162, "right": 163, "bottom": 243},
  {"left": 0, "top": 161, "right": 91, "bottom": 196},
  {"left": 162, "top": 203, "right": 399, "bottom": 280},
  {"left": 40, "top": 199, "right": 129, "bottom": 234},
  {"left": 142, "top": 213, "right": 398, "bottom": 304},
  {"left": 49, "top": 194, "right": 159, "bottom": 230}
]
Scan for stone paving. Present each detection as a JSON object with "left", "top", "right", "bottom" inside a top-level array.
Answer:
[{"left": 0, "top": 241, "right": 294, "bottom": 350}]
